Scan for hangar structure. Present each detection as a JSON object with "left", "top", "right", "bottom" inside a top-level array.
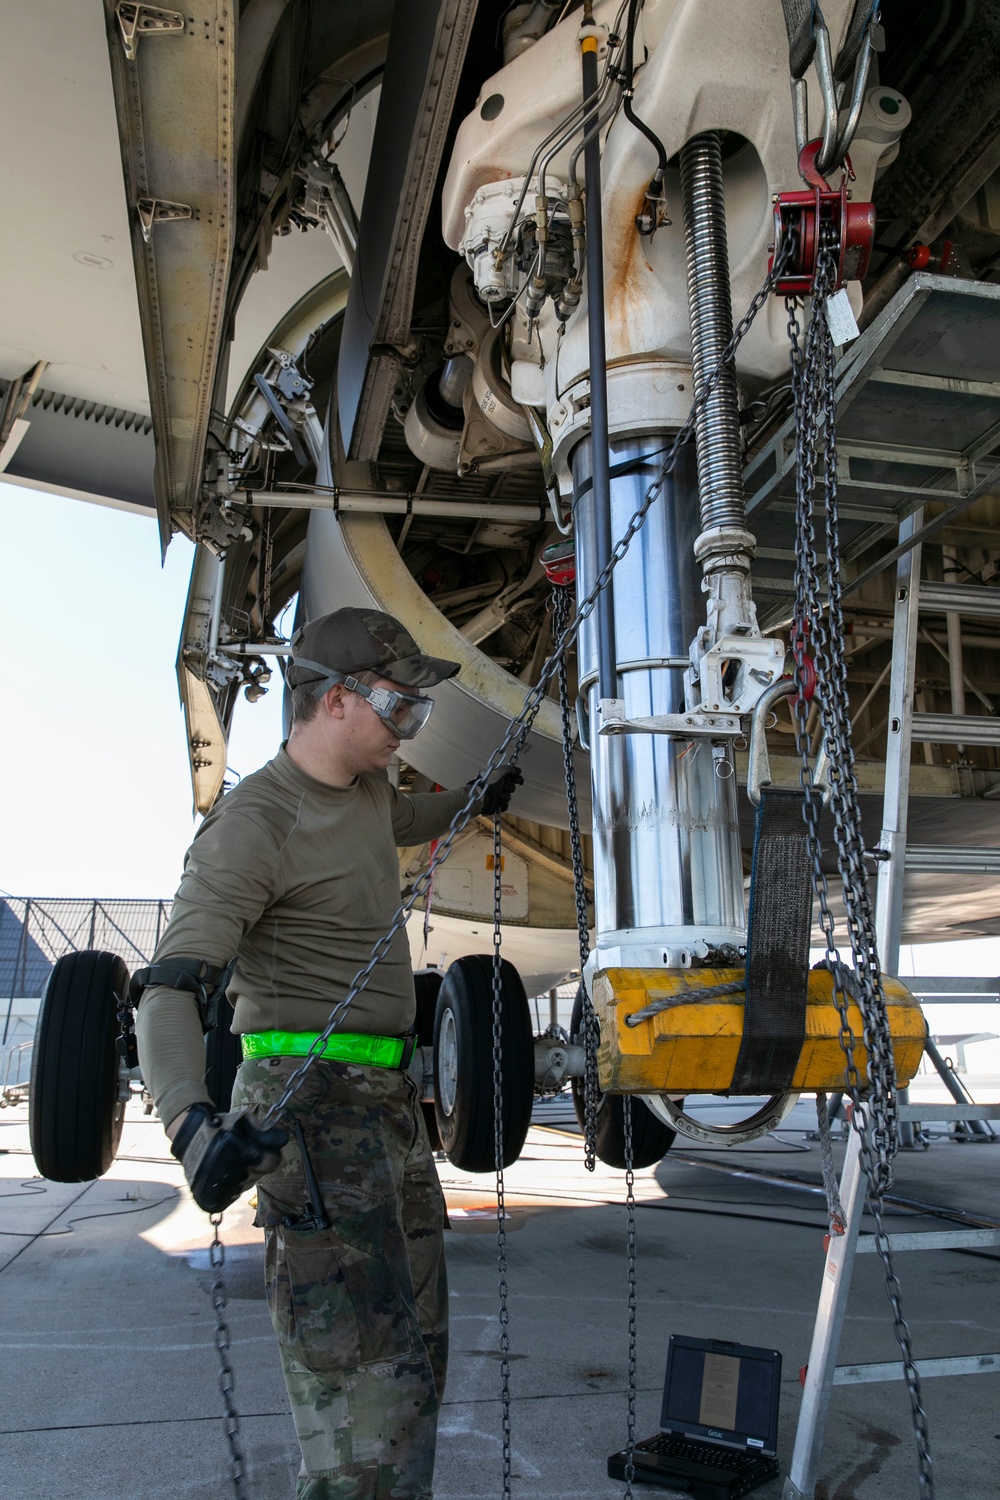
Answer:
[{"left": 3, "top": 3, "right": 1000, "bottom": 1498}]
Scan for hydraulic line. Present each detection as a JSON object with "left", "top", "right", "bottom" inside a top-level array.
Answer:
[
  {"left": 497, "top": 0, "right": 629, "bottom": 259},
  {"left": 622, "top": 0, "right": 667, "bottom": 183},
  {"left": 580, "top": 20, "right": 617, "bottom": 700},
  {"left": 679, "top": 131, "right": 747, "bottom": 533}
]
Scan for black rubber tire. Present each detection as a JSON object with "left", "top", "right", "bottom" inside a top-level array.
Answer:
[
  {"left": 29, "top": 950, "right": 129, "bottom": 1182},
  {"left": 204, "top": 1019, "right": 242, "bottom": 1112},
  {"left": 570, "top": 989, "right": 677, "bottom": 1169},
  {"left": 413, "top": 970, "right": 444, "bottom": 1151},
  {"left": 433, "top": 954, "right": 534, "bottom": 1172}
]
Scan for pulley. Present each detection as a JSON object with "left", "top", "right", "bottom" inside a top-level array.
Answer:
[{"left": 770, "top": 140, "right": 875, "bottom": 297}]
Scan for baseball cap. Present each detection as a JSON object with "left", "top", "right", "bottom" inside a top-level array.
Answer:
[{"left": 287, "top": 608, "right": 461, "bottom": 690}]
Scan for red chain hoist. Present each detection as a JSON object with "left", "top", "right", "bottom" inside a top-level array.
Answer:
[{"left": 769, "top": 139, "right": 876, "bottom": 297}]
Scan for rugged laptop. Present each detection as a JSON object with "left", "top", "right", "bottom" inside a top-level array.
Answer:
[{"left": 608, "top": 1335, "right": 782, "bottom": 1499}]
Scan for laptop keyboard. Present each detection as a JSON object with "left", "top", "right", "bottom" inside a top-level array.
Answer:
[{"left": 637, "top": 1436, "right": 756, "bottom": 1471}]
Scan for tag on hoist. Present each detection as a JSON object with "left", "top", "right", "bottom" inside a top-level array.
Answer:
[{"left": 825, "top": 287, "right": 860, "bottom": 346}]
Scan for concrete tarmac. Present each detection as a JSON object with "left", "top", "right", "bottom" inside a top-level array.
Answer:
[{"left": 0, "top": 1088, "right": 997, "bottom": 1500}]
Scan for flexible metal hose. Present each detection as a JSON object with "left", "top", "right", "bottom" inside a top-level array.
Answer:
[{"left": 679, "top": 131, "right": 746, "bottom": 533}]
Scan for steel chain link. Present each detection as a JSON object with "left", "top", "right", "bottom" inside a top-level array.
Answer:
[
  {"left": 492, "top": 811, "right": 513, "bottom": 1499},
  {"left": 210, "top": 1214, "right": 248, "bottom": 1496},
  {"left": 552, "top": 584, "right": 600, "bottom": 1171},
  {"left": 203, "top": 250, "right": 787, "bottom": 1496},
  {"left": 788, "top": 242, "right": 934, "bottom": 1497},
  {"left": 623, "top": 1096, "right": 637, "bottom": 1498}
]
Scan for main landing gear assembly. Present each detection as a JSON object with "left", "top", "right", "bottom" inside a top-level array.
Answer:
[{"left": 28, "top": 949, "right": 671, "bottom": 1186}]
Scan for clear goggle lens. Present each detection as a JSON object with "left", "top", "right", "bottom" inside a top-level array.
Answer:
[
  {"left": 296, "top": 660, "right": 436, "bottom": 739},
  {"left": 362, "top": 682, "right": 434, "bottom": 739}
]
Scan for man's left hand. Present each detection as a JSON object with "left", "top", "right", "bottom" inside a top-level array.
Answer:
[{"left": 480, "top": 767, "right": 524, "bottom": 816}]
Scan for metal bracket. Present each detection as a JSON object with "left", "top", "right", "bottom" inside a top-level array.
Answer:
[
  {"left": 597, "top": 698, "right": 742, "bottom": 740},
  {"left": 642, "top": 1090, "right": 800, "bottom": 1146},
  {"left": 697, "top": 634, "right": 786, "bottom": 715},
  {"left": 252, "top": 372, "right": 311, "bottom": 468},
  {"left": 116, "top": 3, "right": 184, "bottom": 62},
  {"left": 136, "top": 196, "right": 193, "bottom": 243}
]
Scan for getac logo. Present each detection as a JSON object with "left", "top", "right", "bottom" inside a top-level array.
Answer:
[{"left": 707, "top": 1429, "right": 723, "bottom": 1438}]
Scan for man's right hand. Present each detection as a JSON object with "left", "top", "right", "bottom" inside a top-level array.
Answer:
[{"left": 170, "top": 1104, "right": 288, "bottom": 1214}]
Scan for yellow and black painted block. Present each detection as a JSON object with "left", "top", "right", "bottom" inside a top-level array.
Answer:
[{"left": 591, "top": 967, "right": 927, "bottom": 1094}]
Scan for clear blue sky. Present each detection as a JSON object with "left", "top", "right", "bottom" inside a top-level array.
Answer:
[{"left": 0, "top": 481, "right": 283, "bottom": 897}]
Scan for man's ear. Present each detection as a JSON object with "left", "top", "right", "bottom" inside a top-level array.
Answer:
[{"left": 320, "top": 683, "right": 348, "bottom": 719}]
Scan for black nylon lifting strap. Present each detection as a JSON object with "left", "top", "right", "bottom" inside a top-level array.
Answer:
[
  {"left": 780, "top": 0, "right": 819, "bottom": 80},
  {"left": 730, "top": 789, "right": 813, "bottom": 1094}
]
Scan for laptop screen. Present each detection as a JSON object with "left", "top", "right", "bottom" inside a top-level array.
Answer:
[{"left": 659, "top": 1336, "right": 781, "bottom": 1454}]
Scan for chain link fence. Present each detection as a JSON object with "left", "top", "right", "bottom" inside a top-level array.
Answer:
[{"left": 0, "top": 898, "right": 172, "bottom": 1072}]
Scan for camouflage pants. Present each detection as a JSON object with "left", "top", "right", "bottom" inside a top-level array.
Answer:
[{"left": 233, "top": 1056, "right": 448, "bottom": 1500}]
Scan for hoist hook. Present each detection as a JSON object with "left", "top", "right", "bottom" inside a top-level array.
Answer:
[{"left": 792, "top": 5, "right": 881, "bottom": 178}]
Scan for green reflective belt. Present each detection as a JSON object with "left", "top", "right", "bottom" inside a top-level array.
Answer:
[{"left": 241, "top": 1029, "right": 408, "bottom": 1069}]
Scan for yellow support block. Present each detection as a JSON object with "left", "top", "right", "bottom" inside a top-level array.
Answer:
[{"left": 592, "top": 967, "right": 927, "bottom": 1094}]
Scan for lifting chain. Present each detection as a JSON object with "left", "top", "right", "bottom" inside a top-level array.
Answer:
[
  {"left": 492, "top": 809, "right": 514, "bottom": 1500},
  {"left": 622, "top": 1096, "right": 637, "bottom": 1500},
  {"left": 488, "top": 706, "right": 539, "bottom": 1498},
  {"left": 552, "top": 583, "right": 599, "bottom": 1171},
  {"left": 210, "top": 1214, "right": 248, "bottom": 1496},
  {"left": 200, "top": 251, "right": 787, "bottom": 1498},
  {"left": 787, "top": 237, "right": 934, "bottom": 1497}
]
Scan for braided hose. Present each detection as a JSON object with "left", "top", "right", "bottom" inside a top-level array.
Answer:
[{"left": 679, "top": 132, "right": 746, "bottom": 534}]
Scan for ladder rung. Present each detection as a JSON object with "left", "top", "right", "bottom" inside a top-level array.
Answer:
[
  {"left": 905, "top": 976, "right": 1000, "bottom": 997},
  {"left": 855, "top": 1228, "right": 1000, "bottom": 1253},
  {"left": 910, "top": 712, "right": 1000, "bottom": 746},
  {"left": 918, "top": 580, "right": 1000, "bottom": 618},
  {"left": 898, "top": 1102, "right": 1000, "bottom": 1121},
  {"left": 905, "top": 844, "right": 1000, "bottom": 874},
  {"left": 833, "top": 1353, "right": 1000, "bottom": 1385}
]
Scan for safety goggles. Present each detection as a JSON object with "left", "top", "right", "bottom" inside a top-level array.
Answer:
[{"left": 295, "top": 659, "right": 435, "bottom": 739}]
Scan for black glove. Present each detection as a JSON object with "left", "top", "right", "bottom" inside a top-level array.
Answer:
[
  {"left": 171, "top": 1104, "right": 288, "bottom": 1214},
  {"left": 480, "top": 767, "right": 524, "bottom": 816}
]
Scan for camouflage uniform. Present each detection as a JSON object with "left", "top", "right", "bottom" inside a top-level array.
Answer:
[{"left": 233, "top": 1055, "right": 448, "bottom": 1500}]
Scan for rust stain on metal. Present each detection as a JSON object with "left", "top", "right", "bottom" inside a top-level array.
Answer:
[{"left": 605, "top": 187, "right": 655, "bottom": 338}]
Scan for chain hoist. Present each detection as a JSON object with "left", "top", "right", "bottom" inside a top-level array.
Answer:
[{"left": 787, "top": 238, "right": 934, "bottom": 1497}]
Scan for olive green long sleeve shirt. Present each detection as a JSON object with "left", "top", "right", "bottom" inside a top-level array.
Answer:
[{"left": 136, "top": 746, "right": 472, "bottom": 1127}]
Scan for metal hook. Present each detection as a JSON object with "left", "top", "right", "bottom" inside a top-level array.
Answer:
[
  {"left": 747, "top": 677, "right": 830, "bottom": 807},
  {"left": 830, "top": 28, "right": 875, "bottom": 169},
  {"left": 811, "top": 22, "right": 841, "bottom": 178}
]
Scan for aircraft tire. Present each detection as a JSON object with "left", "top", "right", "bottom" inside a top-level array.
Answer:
[
  {"left": 205, "top": 1020, "right": 242, "bottom": 1112},
  {"left": 413, "top": 968, "right": 443, "bottom": 1151},
  {"left": 569, "top": 989, "right": 677, "bottom": 1169},
  {"left": 432, "top": 954, "right": 534, "bottom": 1172},
  {"left": 29, "top": 950, "right": 128, "bottom": 1182}
]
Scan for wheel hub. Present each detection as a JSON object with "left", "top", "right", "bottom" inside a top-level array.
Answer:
[{"left": 438, "top": 1007, "right": 459, "bottom": 1116}]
